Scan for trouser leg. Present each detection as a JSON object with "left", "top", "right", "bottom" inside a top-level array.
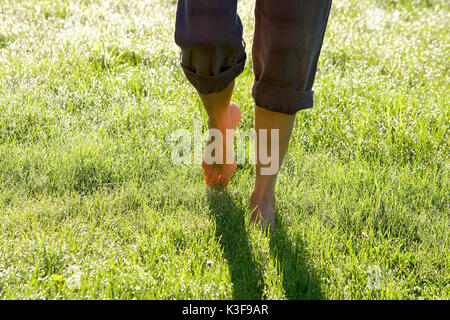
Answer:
[
  {"left": 174, "top": 0, "right": 246, "bottom": 94},
  {"left": 252, "top": 0, "right": 333, "bottom": 114}
]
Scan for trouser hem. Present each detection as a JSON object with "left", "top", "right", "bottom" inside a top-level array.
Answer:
[
  {"left": 251, "top": 80, "right": 314, "bottom": 115},
  {"left": 180, "top": 53, "right": 246, "bottom": 95}
]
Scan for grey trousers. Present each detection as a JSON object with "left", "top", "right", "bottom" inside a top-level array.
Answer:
[{"left": 174, "top": 0, "right": 332, "bottom": 115}]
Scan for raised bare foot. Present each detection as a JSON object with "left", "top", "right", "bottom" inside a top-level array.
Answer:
[
  {"left": 249, "top": 190, "right": 276, "bottom": 228},
  {"left": 202, "top": 102, "right": 241, "bottom": 189}
]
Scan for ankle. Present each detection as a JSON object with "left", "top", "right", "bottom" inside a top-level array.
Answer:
[
  {"left": 251, "top": 187, "right": 275, "bottom": 203},
  {"left": 206, "top": 102, "right": 231, "bottom": 122},
  {"left": 207, "top": 117, "right": 228, "bottom": 130},
  {"left": 253, "top": 173, "right": 277, "bottom": 195}
]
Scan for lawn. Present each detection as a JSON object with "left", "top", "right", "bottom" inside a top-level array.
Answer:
[{"left": 0, "top": 0, "right": 448, "bottom": 299}]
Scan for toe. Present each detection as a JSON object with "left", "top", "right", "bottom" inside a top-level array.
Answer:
[
  {"left": 202, "top": 161, "right": 213, "bottom": 179},
  {"left": 207, "top": 168, "right": 221, "bottom": 186},
  {"left": 218, "top": 161, "right": 237, "bottom": 187}
]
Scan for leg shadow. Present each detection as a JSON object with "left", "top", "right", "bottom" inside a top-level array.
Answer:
[
  {"left": 207, "top": 189, "right": 264, "bottom": 299},
  {"left": 269, "top": 216, "right": 324, "bottom": 299}
]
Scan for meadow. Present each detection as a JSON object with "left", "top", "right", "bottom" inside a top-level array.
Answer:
[{"left": 0, "top": 0, "right": 448, "bottom": 299}]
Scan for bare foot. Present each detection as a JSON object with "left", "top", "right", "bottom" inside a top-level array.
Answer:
[
  {"left": 249, "top": 190, "right": 275, "bottom": 228},
  {"left": 202, "top": 102, "right": 241, "bottom": 189}
]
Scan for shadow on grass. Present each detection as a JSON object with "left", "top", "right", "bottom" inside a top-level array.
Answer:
[
  {"left": 207, "top": 190, "right": 264, "bottom": 299},
  {"left": 269, "top": 217, "right": 324, "bottom": 299},
  {"left": 207, "top": 189, "right": 323, "bottom": 300}
]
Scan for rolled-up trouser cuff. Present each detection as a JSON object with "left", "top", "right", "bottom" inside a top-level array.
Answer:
[
  {"left": 180, "top": 53, "right": 246, "bottom": 95},
  {"left": 252, "top": 80, "right": 314, "bottom": 115}
]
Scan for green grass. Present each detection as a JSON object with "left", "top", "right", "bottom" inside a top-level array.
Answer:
[{"left": 0, "top": 0, "right": 448, "bottom": 299}]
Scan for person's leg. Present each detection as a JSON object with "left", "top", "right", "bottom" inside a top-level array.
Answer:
[
  {"left": 174, "top": 0, "right": 246, "bottom": 188},
  {"left": 250, "top": 0, "right": 333, "bottom": 227},
  {"left": 199, "top": 81, "right": 241, "bottom": 188},
  {"left": 250, "top": 106, "right": 296, "bottom": 227}
]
